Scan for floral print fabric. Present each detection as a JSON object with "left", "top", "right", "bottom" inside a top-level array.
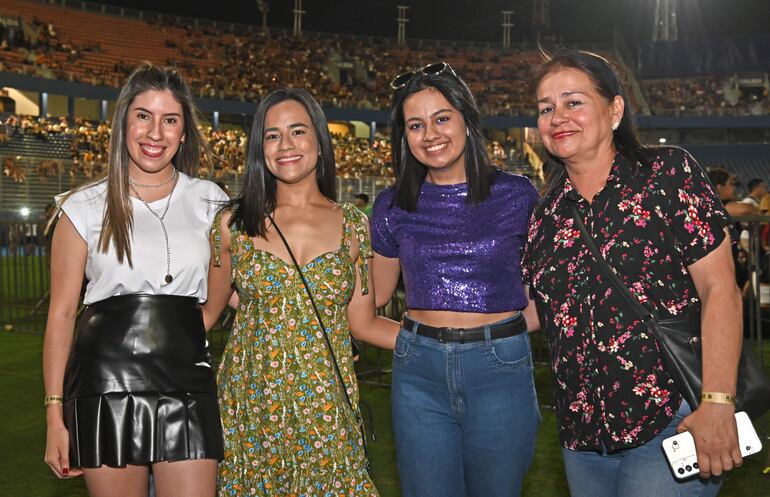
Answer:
[
  {"left": 522, "top": 148, "right": 731, "bottom": 452},
  {"left": 213, "top": 203, "right": 377, "bottom": 496}
]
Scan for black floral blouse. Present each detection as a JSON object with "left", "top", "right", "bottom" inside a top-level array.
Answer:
[{"left": 522, "top": 147, "right": 731, "bottom": 452}]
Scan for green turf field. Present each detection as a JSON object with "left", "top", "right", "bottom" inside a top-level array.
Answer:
[{"left": 2, "top": 329, "right": 769, "bottom": 496}]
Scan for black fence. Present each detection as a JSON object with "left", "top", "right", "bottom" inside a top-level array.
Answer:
[{"left": 0, "top": 220, "right": 50, "bottom": 332}]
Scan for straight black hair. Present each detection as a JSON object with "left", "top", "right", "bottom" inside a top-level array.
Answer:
[
  {"left": 390, "top": 67, "right": 494, "bottom": 211},
  {"left": 228, "top": 88, "right": 336, "bottom": 236},
  {"left": 747, "top": 178, "right": 764, "bottom": 192},
  {"left": 707, "top": 167, "right": 732, "bottom": 188},
  {"left": 530, "top": 50, "right": 647, "bottom": 194}
]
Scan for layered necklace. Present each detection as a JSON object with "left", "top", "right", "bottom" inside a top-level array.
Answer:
[{"left": 128, "top": 169, "right": 179, "bottom": 284}]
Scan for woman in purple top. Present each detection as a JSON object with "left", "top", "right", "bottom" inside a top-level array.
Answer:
[{"left": 370, "top": 62, "right": 541, "bottom": 497}]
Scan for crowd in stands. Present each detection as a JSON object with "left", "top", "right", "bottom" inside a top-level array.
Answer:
[
  {"left": 0, "top": 114, "right": 529, "bottom": 184},
  {"left": 642, "top": 77, "right": 769, "bottom": 116},
  {"left": 2, "top": 1, "right": 768, "bottom": 118},
  {"left": 0, "top": 1, "right": 608, "bottom": 116}
]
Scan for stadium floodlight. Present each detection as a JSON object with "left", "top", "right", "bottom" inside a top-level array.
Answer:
[
  {"left": 502, "top": 11, "right": 514, "bottom": 49},
  {"left": 396, "top": 6, "right": 410, "bottom": 46},
  {"left": 653, "top": 0, "right": 678, "bottom": 42},
  {"left": 20, "top": 207, "right": 30, "bottom": 218}
]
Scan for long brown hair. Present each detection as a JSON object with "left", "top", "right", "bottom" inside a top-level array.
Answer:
[{"left": 67, "top": 64, "right": 205, "bottom": 265}]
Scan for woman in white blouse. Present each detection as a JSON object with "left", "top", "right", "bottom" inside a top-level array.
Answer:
[{"left": 42, "top": 64, "right": 227, "bottom": 497}]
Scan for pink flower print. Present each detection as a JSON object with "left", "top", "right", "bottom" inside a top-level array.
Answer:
[
  {"left": 555, "top": 222, "right": 581, "bottom": 248},
  {"left": 643, "top": 245, "right": 655, "bottom": 258},
  {"left": 618, "top": 195, "right": 650, "bottom": 227},
  {"left": 630, "top": 281, "right": 649, "bottom": 304}
]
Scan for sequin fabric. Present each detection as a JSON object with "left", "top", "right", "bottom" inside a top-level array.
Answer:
[
  {"left": 371, "top": 171, "right": 539, "bottom": 312},
  {"left": 212, "top": 203, "right": 377, "bottom": 497}
]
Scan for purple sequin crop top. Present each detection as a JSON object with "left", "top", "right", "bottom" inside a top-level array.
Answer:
[{"left": 371, "top": 172, "right": 539, "bottom": 313}]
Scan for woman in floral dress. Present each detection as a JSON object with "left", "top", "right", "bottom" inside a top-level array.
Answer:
[{"left": 203, "top": 88, "right": 399, "bottom": 496}]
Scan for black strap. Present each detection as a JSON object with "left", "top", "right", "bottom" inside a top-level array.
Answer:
[
  {"left": 567, "top": 202, "right": 657, "bottom": 324},
  {"left": 266, "top": 214, "right": 370, "bottom": 458}
]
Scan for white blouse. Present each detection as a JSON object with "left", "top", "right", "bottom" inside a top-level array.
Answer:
[{"left": 58, "top": 172, "right": 228, "bottom": 305}]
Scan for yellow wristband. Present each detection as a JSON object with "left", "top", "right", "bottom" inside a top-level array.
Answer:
[
  {"left": 700, "top": 392, "right": 736, "bottom": 405},
  {"left": 44, "top": 395, "right": 64, "bottom": 406}
]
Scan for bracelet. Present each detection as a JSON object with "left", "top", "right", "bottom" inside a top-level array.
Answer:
[
  {"left": 44, "top": 395, "right": 64, "bottom": 406},
  {"left": 700, "top": 392, "right": 736, "bottom": 405}
]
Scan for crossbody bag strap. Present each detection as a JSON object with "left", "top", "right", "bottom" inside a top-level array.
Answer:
[
  {"left": 266, "top": 215, "right": 357, "bottom": 413},
  {"left": 567, "top": 201, "right": 656, "bottom": 324},
  {"left": 266, "top": 215, "right": 371, "bottom": 466}
]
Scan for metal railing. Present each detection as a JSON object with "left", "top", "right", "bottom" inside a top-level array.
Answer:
[
  {"left": 734, "top": 216, "right": 769, "bottom": 365},
  {"left": 0, "top": 220, "right": 51, "bottom": 332}
]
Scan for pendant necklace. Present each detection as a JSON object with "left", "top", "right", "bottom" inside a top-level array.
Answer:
[{"left": 129, "top": 169, "right": 179, "bottom": 284}]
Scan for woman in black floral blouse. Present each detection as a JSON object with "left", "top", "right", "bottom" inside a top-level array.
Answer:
[{"left": 523, "top": 50, "right": 742, "bottom": 497}]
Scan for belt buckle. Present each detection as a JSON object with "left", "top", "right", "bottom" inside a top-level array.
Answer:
[{"left": 437, "top": 327, "right": 457, "bottom": 343}]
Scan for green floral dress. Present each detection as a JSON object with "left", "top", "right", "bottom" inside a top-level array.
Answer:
[{"left": 213, "top": 203, "right": 377, "bottom": 497}]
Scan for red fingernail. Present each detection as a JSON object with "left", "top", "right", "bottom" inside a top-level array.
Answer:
[{"left": 62, "top": 467, "right": 69, "bottom": 476}]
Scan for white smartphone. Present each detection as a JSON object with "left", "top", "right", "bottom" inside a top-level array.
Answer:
[{"left": 662, "top": 411, "right": 763, "bottom": 480}]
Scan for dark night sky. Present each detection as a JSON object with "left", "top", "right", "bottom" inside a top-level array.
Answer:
[{"left": 96, "top": 0, "right": 770, "bottom": 44}]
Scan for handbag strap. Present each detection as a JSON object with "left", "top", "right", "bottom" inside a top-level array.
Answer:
[
  {"left": 266, "top": 214, "right": 358, "bottom": 415},
  {"left": 567, "top": 201, "right": 656, "bottom": 325},
  {"left": 266, "top": 214, "right": 371, "bottom": 466}
]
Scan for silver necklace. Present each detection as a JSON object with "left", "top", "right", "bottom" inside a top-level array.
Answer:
[
  {"left": 129, "top": 172, "right": 176, "bottom": 189},
  {"left": 129, "top": 169, "right": 178, "bottom": 284}
]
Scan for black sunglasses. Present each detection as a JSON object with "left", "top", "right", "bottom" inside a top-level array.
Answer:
[{"left": 389, "top": 61, "right": 457, "bottom": 90}]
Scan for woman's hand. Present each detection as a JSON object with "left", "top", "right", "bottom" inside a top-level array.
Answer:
[
  {"left": 676, "top": 402, "right": 740, "bottom": 478},
  {"left": 44, "top": 412, "right": 83, "bottom": 478}
]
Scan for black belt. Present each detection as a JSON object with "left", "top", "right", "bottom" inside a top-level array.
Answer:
[{"left": 402, "top": 314, "right": 526, "bottom": 343}]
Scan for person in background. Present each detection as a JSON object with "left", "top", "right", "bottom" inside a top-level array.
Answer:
[
  {"left": 371, "top": 62, "right": 540, "bottom": 497},
  {"left": 707, "top": 167, "right": 758, "bottom": 217},
  {"left": 353, "top": 192, "right": 373, "bottom": 218},
  {"left": 741, "top": 178, "right": 766, "bottom": 208},
  {"left": 43, "top": 64, "right": 226, "bottom": 497},
  {"left": 524, "top": 50, "right": 742, "bottom": 497}
]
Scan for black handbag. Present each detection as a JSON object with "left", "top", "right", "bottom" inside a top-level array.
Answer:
[
  {"left": 568, "top": 202, "right": 770, "bottom": 419},
  {"left": 267, "top": 215, "right": 372, "bottom": 469}
]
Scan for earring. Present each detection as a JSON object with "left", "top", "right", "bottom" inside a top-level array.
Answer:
[
  {"left": 180, "top": 138, "right": 186, "bottom": 144},
  {"left": 466, "top": 128, "right": 470, "bottom": 137},
  {"left": 611, "top": 122, "right": 619, "bottom": 131}
]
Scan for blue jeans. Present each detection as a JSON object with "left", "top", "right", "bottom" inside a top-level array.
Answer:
[
  {"left": 562, "top": 400, "right": 723, "bottom": 497},
  {"left": 391, "top": 315, "right": 540, "bottom": 497}
]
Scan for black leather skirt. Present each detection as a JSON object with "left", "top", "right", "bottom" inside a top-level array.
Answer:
[{"left": 63, "top": 294, "right": 223, "bottom": 468}]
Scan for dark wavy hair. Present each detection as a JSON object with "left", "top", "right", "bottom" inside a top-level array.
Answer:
[
  {"left": 706, "top": 167, "right": 732, "bottom": 188},
  {"left": 390, "top": 67, "right": 494, "bottom": 211},
  {"left": 228, "top": 88, "right": 336, "bottom": 236},
  {"left": 530, "top": 50, "right": 647, "bottom": 193}
]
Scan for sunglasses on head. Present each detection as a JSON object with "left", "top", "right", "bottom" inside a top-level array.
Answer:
[{"left": 389, "top": 61, "right": 456, "bottom": 90}]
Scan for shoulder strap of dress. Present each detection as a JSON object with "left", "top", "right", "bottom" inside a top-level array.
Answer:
[
  {"left": 342, "top": 203, "right": 372, "bottom": 295},
  {"left": 210, "top": 208, "right": 234, "bottom": 267}
]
